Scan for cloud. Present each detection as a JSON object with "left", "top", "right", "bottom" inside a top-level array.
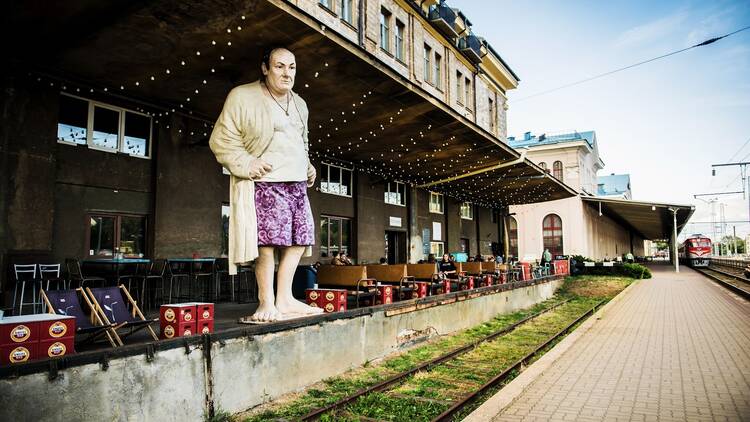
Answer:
[{"left": 614, "top": 9, "right": 689, "bottom": 48}]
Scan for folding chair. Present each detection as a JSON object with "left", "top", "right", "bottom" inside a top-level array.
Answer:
[
  {"left": 40, "top": 289, "right": 119, "bottom": 347},
  {"left": 85, "top": 286, "right": 158, "bottom": 346}
]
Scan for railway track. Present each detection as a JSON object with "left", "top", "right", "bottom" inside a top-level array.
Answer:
[
  {"left": 300, "top": 299, "right": 604, "bottom": 421},
  {"left": 696, "top": 266, "right": 750, "bottom": 299}
]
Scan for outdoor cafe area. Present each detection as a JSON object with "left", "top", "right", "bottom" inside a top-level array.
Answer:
[{"left": 1, "top": 254, "right": 570, "bottom": 359}]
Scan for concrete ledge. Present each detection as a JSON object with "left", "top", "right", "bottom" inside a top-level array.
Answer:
[
  {"left": 0, "top": 277, "right": 564, "bottom": 421},
  {"left": 464, "top": 279, "right": 640, "bottom": 422}
]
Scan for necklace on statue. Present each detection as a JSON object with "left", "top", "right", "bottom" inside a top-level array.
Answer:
[{"left": 264, "top": 83, "right": 290, "bottom": 115}]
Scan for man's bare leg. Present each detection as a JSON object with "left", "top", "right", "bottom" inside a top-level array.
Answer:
[
  {"left": 248, "top": 246, "right": 281, "bottom": 322},
  {"left": 275, "top": 246, "right": 324, "bottom": 316}
]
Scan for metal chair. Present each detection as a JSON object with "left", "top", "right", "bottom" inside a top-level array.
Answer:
[
  {"left": 191, "top": 259, "right": 216, "bottom": 301},
  {"left": 39, "top": 263, "right": 65, "bottom": 290},
  {"left": 143, "top": 259, "right": 166, "bottom": 309},
  {"left": 166, "top": 260, "right": 190, "bottom": 303},
  {"left": 13, "top": 264, "right": 40, "bottom": 315},
  {"left": 65, "top": 258, "right": 107, "bottom": 288}
]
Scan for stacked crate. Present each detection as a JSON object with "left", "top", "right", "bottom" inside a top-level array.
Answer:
[
  {"left": 306, "top": 288, "right": 347, "bottom": 313},
  {"left": 1, "top": 314, "right": 76, "bottom": 365},
  {"left": 160, "top": 302, "right": 215, "bottom": 339}
]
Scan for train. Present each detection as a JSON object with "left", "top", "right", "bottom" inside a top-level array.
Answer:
[{"left": 678, "top": 235, "right": 712, "bottom": 267}]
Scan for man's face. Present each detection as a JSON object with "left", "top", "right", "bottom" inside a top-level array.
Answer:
[{"left": 263, "top": 49, "right": 296, "bottom": 94}]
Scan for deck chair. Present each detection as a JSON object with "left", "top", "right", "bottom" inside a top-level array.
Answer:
[
  {"left": 85, "top": 286, "right": 158, "bottom": 346},
  {"left": 40, "top": 288, "right": 119, "bottom": 347}
]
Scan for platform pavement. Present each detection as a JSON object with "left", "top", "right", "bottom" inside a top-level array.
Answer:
[{"left": 465, "top": 264, "right": 750, "bottom": 422}]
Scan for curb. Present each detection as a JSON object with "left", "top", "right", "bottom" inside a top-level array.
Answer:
[{"left": 463, "top": 278, "right": 641, "bottom": 421}]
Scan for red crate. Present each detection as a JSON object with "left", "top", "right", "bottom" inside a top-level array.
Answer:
[
  {"left": 306, "top": 288, "right": 347, "bottom": 313},
  {"left": 197, "top": 320, "right": 214, "bottom": 335},
  {"left": 161, "top": 321, "right": 197, "bottom": 339},
  {"left": 459, "top": 276, "right": 475, "bottom": 291},
  {"left": 1, "top": 343, "right": 37, "bottom": 365},
  {"left": 519, "top": 262, "right": 532, "bottom": 281},
  {"left": 191, "top": 303, "right": 214, "bottom": 321},
  {"left": 374, "top": 285, "right": 393, "bottom": 305},
  {"left": 39, "top": 337, "right": 76, "bottom": 359},
  {"left": 435, "top": 279, "right": 451, "bottom": 295},
  {"left": 160, "top": 304, "right": 196, "bottom": 327},
  {"left": 411, "top": 282, "right": 428, "bottom": 299},
  {"left": 40, "top": 317, "right": 76, "bottom": 342},
  {"left": 478, "top": 274, "right": 494, "bottom": 287},
  {"left": 0, "top": 321, "right": 38, "bottom": 346},
  {"left": 553, "top": 260, "right": 569, "bottom": 276}
]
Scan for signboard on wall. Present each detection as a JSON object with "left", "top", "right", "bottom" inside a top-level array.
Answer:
[
  {"left": 389, "top": 216, "right": 402, "bottom": 227},
  {"left": 432, "top": 222, "right": 442, "bottom": 241}
]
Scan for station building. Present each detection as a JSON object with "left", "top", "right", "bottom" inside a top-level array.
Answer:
[
  {"left": 0, "top": 0, "right": 582, "bottom": 300},
  {"left": 507, "top": 131, "right": 692, "bottom": 261}
]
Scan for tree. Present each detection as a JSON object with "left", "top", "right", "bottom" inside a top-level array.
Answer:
[{"left": 719, "top": 235, "right": 745, "bottom": 255}]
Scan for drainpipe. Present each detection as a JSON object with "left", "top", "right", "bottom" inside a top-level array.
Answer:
[{"left": 358, "top": 0, "right": 364, "bottom": 47}]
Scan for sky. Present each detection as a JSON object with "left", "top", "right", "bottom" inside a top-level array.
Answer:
[{"left": 457, "top": 0, "right": 750, "bottom": 241}]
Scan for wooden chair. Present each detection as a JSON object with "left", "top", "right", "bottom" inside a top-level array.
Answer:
[
  {"left": 365, "top": 264, "right": 413, "bottom": 300},
  {"left": 41, "top": 288, "right": 119, "bottom": 347},
  {"left": 84, "top": 285, "right": 158, "bottom": 346},
  {"left": 316, "top": 265, "right": 375, "bottom": 307},
  {"left": 406, "top": 263, "right": 447, "bottom": 296}
]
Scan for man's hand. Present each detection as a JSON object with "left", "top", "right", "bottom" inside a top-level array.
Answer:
[
  {"left": 307, "top": 163, "right": 316, "bottom": 187},
  {"left": 248, "top": 158, "right": 273, "bottom": 179}
]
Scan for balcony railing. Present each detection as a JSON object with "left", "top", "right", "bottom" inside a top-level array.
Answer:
[
  {"left": 458, "top": 34, "right": 483, "bottom": 63},
  {"left": 428, "top": 4, "right": 458, "bottom": 39}
]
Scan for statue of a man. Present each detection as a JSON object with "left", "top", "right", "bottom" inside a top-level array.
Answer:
[{"left": 209, "top": 46, "right": 323, "bottom": 322}]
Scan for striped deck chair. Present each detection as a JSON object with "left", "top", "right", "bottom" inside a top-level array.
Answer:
[
  {"left": 85, "top": 286, "right": 158, "bottom": 346},
  {"left": 41, "top": 288, "right": 118, "bottom": 347}
]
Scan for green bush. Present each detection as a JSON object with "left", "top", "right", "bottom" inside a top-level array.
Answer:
[
  {"left": 570, "top": 254, "right": 594, "bottom": 262},
  {"left": 622, "top": 263, "right": 651, "bottom": 279}
]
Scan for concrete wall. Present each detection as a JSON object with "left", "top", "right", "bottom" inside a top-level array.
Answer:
[{"left": 0, "top": 278, "right": 563, "bottom": 421}]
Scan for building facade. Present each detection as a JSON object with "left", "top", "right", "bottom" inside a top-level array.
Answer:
[{"left": 508, "top": 131, "right": 645, "bottom": 260}]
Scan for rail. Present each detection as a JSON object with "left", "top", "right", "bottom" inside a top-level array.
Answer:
[{"left": 709, "top": 257, "right": 749, "bottom": 270}]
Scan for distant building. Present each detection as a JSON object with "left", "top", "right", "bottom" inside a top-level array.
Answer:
[
  {"left": 597, "top": 174, "right": 632, "bottom": 199},
  {"left": 507, "top": 131, "right": 645, "bottom": 260}
]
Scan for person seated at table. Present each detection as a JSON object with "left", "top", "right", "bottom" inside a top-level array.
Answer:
[
  {"left": 475, "top": 254, "right": 483, "bottom": 262},
  {"left": 427, "top": 254, "right": 436, "bottom": 264},
  {"left": 540, "top": 248, "right": 552, "bottom": 265},
  {"left": 331, "top": 252, "right": 346, "bottom": 266},
  {"left": 379, "top": 257, "right": 387, "bottom": 265},
  {"left": 467, "top": 256, "right": 475, "bottom": 262},
  {"left": 340, "top": 252, "right": 353, "bottom": 266},
  {"left": 438, "top": 253, "right": 456, "bottom": 277}
]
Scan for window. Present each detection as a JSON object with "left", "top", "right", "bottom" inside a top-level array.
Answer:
[
  {"left": 430, "top": 241, "right": 444, "bottom": 257},
  {"left": 434, "top": 53, "right": 442, "bottom": 89},
  {"left": 380, "top": 8, "right": 391, "bottom": 52},
  {"left": 87, "top": 213, "right": 147, "bottom": 258},
  {"left": 542, "top": 214, "right": 563, "bottom": 256},
  {"left": 340, "top": 0, "right": 353, "bottom": 24},
  {"left": 319, "top": 0, "right": 332, "bottom": 9},
  {"left": 464, "top": 77, "right": 472, "bottom": 109},
  {"left": 491, "top": 211, "right": 498, "bottom": 224},
  {"left": 456, "top": 71, "right": 463, "bottom": 104},
  {"left": 221, "top": 204, "right": 230, "bottom": 256},
  {"left": 57, "top": 94, "right": 88, "bottom": 145},
  {"left": 553, "top": 161, "right": 563, "bottom": 181},
  {"left": 508, "top": 216, "right": 519, "bottom": 259},
  {"left": 429, "top": 192, "right": 444, "bottom": 214},
  {"left": 57, "top": 93, "right": 152, "bottom": 158},
  {"left": 384, "top": 181, "right": 406, "bottom": 206},
  {"left": 423, "top": 44, "right": 432, "bottom": 82},
  {"left": 320, "top": 163, "right": 353, "bottom": 197},
  {"left": 460, "top": 202, "right": 473, "bottom": 220},
  {"left": 489, "top": 97, "right": 496, "bottom": 132},
  {"left": 539, "top": 162, "right": 548, "bottom": 172},
  {"left": 320, "top": 216, "right": 352, "bottom": 258},
  {"left": 395, "top": 20, "right": 405, "bottom": 61}
]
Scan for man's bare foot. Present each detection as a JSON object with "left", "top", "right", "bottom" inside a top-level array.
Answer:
[
  {"left": 276, "top": 298, "right": 324, "bottom": 316},
  {"left": 246, "top": 303, "right": 281, "bottom": 322}
]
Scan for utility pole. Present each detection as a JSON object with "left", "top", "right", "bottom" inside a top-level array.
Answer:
[
  {"left": 712, "top": 161, "right": 750, "bottom": 236},
  {"left": 670, "top": 207, "right": 679, "bottom": 273}
]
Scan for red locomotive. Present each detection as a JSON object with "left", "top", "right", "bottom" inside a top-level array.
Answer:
[{"left": 678, "top": 235, "right": 711, "bottom": 267}]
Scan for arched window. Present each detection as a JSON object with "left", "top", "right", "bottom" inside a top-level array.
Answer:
[
  {"left": 553, "top": 161, "right": 563, "bottom": 181},
  {"left": 542, "top": 214, "right": 563, "bottom": 256},
  {"left": 538, "top": 162, "right": 547, "bottom": 172},
  {"left": 508, "top": 216, "right": 519, "bottom": 259}
]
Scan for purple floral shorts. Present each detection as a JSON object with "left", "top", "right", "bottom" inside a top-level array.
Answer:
[{"left": 255, "top": 181, "right": 314, "bottom": 247}]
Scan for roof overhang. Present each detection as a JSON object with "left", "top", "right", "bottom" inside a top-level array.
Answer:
[
  {"left": 581, "top": 196, "right": 695, "bottom": 240},
  {"left": 4, "top": 0, "right": 572, "bottom": 208}
]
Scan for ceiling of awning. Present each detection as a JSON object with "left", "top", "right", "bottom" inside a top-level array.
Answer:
[
  {"left": 4, "top": 0, "right": 577, "bottom": 207},
  {"left": 581, "top": 197, "right": 695, "bottom": 240}
]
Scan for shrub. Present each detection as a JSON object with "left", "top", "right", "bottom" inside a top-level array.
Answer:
[{"left": 622, "top": 263, "right": 651, "bottom": 279}]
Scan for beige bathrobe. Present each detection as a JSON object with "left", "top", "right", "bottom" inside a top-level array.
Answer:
[{"left": 209, "top": 80, "right": 312, "bottom": 275}]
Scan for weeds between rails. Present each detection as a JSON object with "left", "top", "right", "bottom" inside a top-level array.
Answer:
[{"left": 240, "top": 276, "right": 633, "bottom": 422}]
